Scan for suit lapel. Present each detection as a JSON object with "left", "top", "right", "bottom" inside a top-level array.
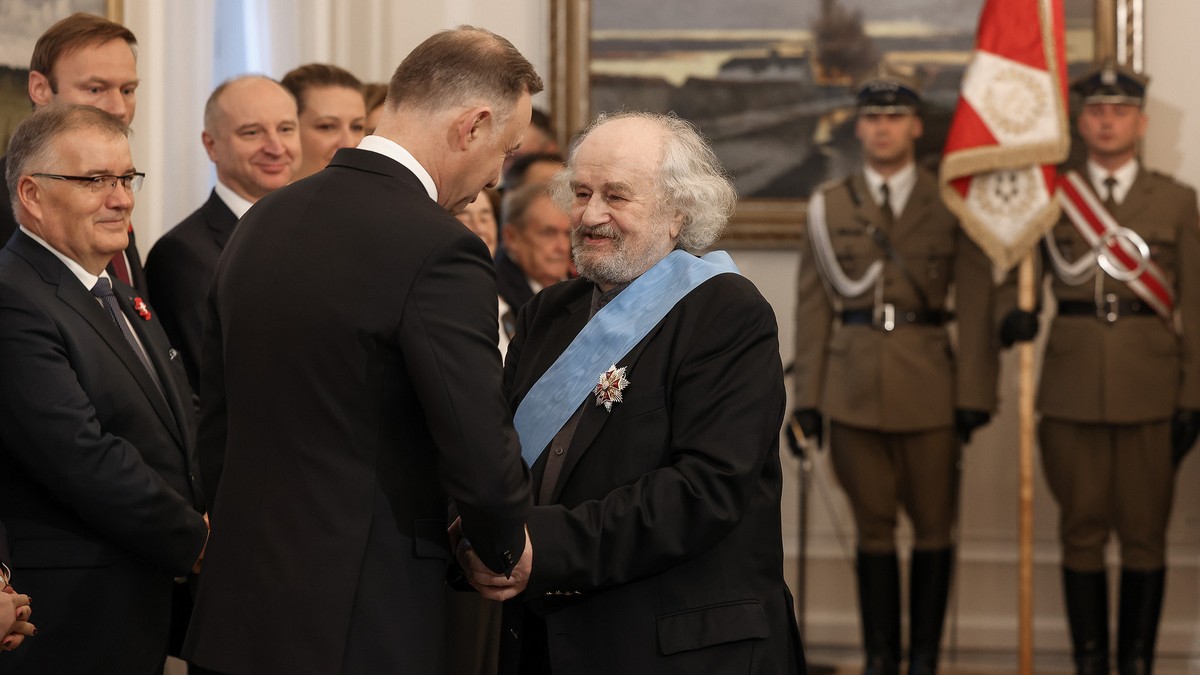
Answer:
[
  {"left": 849, "top": 173, "right": 885, "bottom": 232},
  {"left": 891, "top": 172, "right": 934, "bottom": 246},
  {"left": 203, "top": 190, "right": 239, "bottom": 250},
  {"left": 1116, "top": 167, "right": 1152, "bottom": 222},
  {"left": 10, "top": 230, "right": 189, "bottom": 450},
  {"left": 116, "top": 288, "right": 189, "bottom": 449}
]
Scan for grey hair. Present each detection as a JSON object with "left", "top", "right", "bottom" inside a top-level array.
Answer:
[
  {"left": 549, "top": 110, "right": 736, "bottom": 252},
  {"left": 8, "top": 103, "right": 129, "bottom": 217}
]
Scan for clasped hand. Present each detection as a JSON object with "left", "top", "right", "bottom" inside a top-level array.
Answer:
[
  {"left": 0, "top": 585, "right": 35, "bottom": 652},
  {"left": 448, "top": 518, "right": 532, "bottom": 602}
]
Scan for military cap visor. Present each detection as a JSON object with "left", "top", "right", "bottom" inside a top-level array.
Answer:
[
  {"left": 1072, "top": 61, "right": 1148, "bottom": 106},
  {"left": 856, "top": 80, "right": 921, "bottom": 114}
]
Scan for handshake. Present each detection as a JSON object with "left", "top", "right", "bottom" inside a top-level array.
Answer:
[
  {"left": 0, "top": 581, "right": 34, "bottom": 652},
  {"left": 448, "top": 518, "right": 533, "bottom": 601}
]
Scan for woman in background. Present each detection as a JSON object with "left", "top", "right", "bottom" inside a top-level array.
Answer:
[
  {"left": 456, "top": 189, "right": 513, "bottom": 357},
  {"left": 362, "top": 82, "right": 388, "bottom": 136},
  {"left": 282, "top": 63, "right": 366, "bottom": 181}
]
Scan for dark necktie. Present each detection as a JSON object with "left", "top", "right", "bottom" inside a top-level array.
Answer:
[
  {"left": 1103, "top": 176, "right": 1119, "bottom": 211},
  {"left": 91, "top": 277, "right": 159, "bottom": 386},
  {"left": 880, "top": 182, "right": 894, "bottom": 225}
]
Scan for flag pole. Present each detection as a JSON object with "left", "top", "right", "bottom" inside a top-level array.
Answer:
[{"left": 1017, "top": 251, "right": 1036, "bottom": 675}]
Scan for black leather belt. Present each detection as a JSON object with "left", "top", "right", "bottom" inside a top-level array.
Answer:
[
  {"left": 841, "top": 306, "right": 951, "bottom": 331},
  {"left": 1058, "top": 299, "right": 1156, "bottom": 322}
]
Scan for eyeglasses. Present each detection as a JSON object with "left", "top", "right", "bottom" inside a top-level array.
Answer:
[{"left": 31, "top": 172, "right": 145, "bottom": 194}]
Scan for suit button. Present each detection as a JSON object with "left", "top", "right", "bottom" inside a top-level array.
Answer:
[{"left": 553, "top": 445, "right": 564, "bottom": 456}]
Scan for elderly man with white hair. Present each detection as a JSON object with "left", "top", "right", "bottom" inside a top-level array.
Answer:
[{"left": 459, "top": 111, "right": 806, "bottom": 674}]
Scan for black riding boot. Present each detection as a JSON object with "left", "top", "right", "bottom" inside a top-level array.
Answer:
[
  {"left": 1117, "top": 568, "right": 1165, "bottom": 675},
  {"left": 908, "top": 548, "right": 953, "bottom": 675},
  {"left": 856, "top": 550, "right": 901, "bottom": 675},
  {"left": 1063, "top": 567, "right": 1110, "bottom": 675}
]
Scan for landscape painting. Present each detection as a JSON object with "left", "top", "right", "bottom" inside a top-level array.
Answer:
[{"left": 569, "top": 0, "right": 1104, "bottom": 243}]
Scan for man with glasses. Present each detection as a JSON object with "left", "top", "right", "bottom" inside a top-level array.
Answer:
[
  {"left": 0, "top": 12, "right": 146, "bottom": 292},
  {"left": 0, "top": 104, "right": 207, "bottom": 674}
]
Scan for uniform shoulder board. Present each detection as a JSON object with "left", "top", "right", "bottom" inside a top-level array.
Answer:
[
  {"left": 1147, "top": 168, "right": 1190, "bottom": 189},
  {"left": 814, "top": 178, "right": 844, "bottom": 196}
]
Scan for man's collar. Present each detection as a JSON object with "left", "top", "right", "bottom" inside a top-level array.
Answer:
[
  {"left": 1087, "top": 157, "right": 1139, "bottom": 193},
  {"left": 357, "top": 135, "right": 438, "bottom": 202},
  {"left": 19, "top": 225, "right": 106, "bottom": 291},
  {"left": 213, "top": 180, "right": 255, "bottom": 219},
  {"left": 862, "top": 162, "right": 917, "bottom": 194}
]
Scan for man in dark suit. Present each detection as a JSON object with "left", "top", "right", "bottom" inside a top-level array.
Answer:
[
  {"left": 0, "top": 105, "right": 208, "bottom": 674},
  {"left": 459, "top": 111, "right": 805, "bottom": 674},
  {"left": 0, "top": 13, "right": 147, "bottom": 291},
  {"left": 146, "top": 76, "right": 301, "bottom": 392},
  {"left": 495, "top": 181, "right": 571, "bottom": 311},
  {"left": 183, "top": 27, "right": 538, "bottom": 675}
]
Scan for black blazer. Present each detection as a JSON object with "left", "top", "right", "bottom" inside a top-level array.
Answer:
[
  {"left": 146, "top": 189, "right": 239, "bottom": 393},
  {"left": 0, "top": 231, "right": 207, "bottom": 674},
  {"left": 500, "top": 272, "right": 806, "bottom": 675},
  {"left": 184, "top": 148, "right": 532, "bottom": 675},
  {"left": 0, "top": 154, "right": 148, "bottom": 293}
]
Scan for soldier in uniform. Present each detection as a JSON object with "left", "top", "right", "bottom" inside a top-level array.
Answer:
[
  {"left": 792, "top": 67, "right": 1002, "bottom": 675},
  {"left": 1039, "top": 62, "right": 1200, "bottom": 675}
]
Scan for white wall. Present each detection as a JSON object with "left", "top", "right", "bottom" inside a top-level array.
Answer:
[{"left": 123, "top": 0, "right": 551, "bottom": 243}]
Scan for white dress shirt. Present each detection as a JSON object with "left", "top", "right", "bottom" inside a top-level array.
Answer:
[{"left": 863, "top": 162, "right": 917, "bottom": 217}]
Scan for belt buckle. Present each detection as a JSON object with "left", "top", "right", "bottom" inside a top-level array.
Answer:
[
  {"left": 874, "top": 303, "right": 896, "bottom": 332},
  {"left": 1099, "top": 293, "right": 1119, "bottom": 323}
]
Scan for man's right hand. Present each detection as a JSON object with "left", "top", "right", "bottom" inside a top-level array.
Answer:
[
  {"left": 460, "top": 526, "right": 533, "bottom": 602},
  {"left": 789, "top": 408, "right": 823, "bottom": 454},
  {"left": 1000, "top": 309, "right": 1039, "bottom": 347}
]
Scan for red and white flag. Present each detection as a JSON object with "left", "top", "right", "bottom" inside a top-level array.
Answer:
[{"left": 940, "top": 0, "right": 1069, "bottom": 271}]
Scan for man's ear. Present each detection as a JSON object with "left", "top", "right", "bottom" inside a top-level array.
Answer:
[
  {"left": 911, "top": 116, "right": 925, "bottom": 141},
  {"left": 668, "top": 210, "right": 686, "bottom": 239},
  {"left": 201, "top": 130, "right": 218, "bottom": 162},
  {"left": 28, "top": 71, "right": 54, "bottom": 107},
  {"left": 502, "top": 221, "right": 521, "bottom": 256},
  {"left": 452, "top": 106, "right": 493, "bottom": 151},
  {"left": 17, "top": 176, "right": 46, "bottom": 227}
]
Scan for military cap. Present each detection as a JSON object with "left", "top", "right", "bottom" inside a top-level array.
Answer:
[
  {"left": 855, "top": 63, "right": 921, "bottom": 114},
  {"left": 1071, "top": 58, "right": 1149, "bottom": 106}
]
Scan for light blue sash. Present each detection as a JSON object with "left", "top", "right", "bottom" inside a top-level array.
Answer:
[{"left": 513, "top": 249, "right": 740, "bottom": 466}]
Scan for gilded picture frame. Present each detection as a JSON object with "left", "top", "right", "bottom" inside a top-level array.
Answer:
[{"left": 551, "top": 0, "right": 1141, "bottom": 247}]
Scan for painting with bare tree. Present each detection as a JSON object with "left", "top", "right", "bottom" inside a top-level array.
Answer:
[{"left": 590, "top": 0, "right": 1096, "bottom": 202}]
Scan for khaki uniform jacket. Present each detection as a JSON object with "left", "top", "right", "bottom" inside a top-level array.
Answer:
[
  {"left": 793, "top": 168, "right": 999, "bottom": 432},
  {"left": 1039, "top": 167, "right": 1200, "bottom": 423}
]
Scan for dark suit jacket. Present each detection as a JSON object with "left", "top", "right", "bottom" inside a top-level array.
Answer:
[
  {"left": 146, "top": 189, "right": 238, "bottom": 393},
  {"left": 0, "top": 154, "right": 148, "bottom": 292},
  {"left": 500, "top": 272, "right": 806, "bottom": 674},
  {"left": 183, "top": 148, "right": 532, "bottom": 675},
  {"left": 0, "top": 231, "right": 207, "bottom": 674},
  {"left": 495, "top": 247, "right": 535, "bottom": 310}
]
